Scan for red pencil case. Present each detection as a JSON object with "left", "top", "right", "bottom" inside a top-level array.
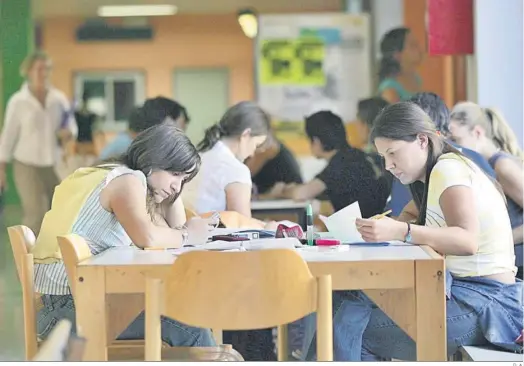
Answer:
[
  {"left": 275, "top": 224, "right": 304, "bottom": 240},
  {"left": 315, "top": 238, "right": 341, "bottom": 246}
]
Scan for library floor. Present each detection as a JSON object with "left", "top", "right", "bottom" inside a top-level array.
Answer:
[{"left": 0, "top": 205, "right": 25, "bottom": 361}]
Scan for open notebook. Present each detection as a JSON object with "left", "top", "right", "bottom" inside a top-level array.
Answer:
[{"left": 171, "top": 237, "right": 301, "bottom": 256}]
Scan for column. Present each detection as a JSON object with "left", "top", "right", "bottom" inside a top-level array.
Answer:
[
  {"left": 0, "top": 0, "right": 33, "bottom": 204},
  {"left": 473, "top": 0, "right": 523, "bottom": 146}
]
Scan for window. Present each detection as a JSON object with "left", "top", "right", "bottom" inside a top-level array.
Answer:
[{"left": 74, "top": 71, "right": 145, "bottom": 126}]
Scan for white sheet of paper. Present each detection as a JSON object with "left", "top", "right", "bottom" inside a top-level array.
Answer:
[{"left": 319, "top": 201, "right": 363, "bottom": 243}]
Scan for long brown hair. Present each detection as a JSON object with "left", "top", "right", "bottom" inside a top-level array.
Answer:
[{"left": 370, "top": 102, "right": 498, "bottom": 225}]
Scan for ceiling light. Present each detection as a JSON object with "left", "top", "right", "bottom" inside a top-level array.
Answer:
[
  {"left": 237, "top": 8, "right": 258, "bottom": 39},
  {"left": 98, "top": 5, "right": 177, "bottom": 17}
]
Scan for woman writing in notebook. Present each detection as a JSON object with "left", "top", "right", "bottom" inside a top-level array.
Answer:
[
  {"left": 33, "top": 123, "right": 215, "bottom": 346},
  {"left": 326, "top": 102, "right": 522, "bottom": 360}
]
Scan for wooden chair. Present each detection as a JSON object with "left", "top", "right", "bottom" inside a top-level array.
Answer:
[
  {"left": 57, "top": 234, "right": 243, "bottom": 361},
  {"left": 7, "top": 225, "right": 39, "bottom": 360},
  {"left": 144, "top": 249, "right": 333, "bottom": 361},
  {"left": 32, "top": 319, "right": 85, "bottom": 361}
]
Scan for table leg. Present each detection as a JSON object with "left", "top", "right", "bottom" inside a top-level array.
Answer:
[
  {"left": 76, "top": 266, "right": 108, "bottom": 361},
  {"left": 415, "top": 259, "right": 447, "bottom": 361}
]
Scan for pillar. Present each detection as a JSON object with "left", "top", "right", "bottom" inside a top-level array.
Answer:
[
  {"left": 0, "top": 0, "right": 33, "bottom": 204},
  {"left": 472, "top": 0, "right": 523, "bottom": 146}
]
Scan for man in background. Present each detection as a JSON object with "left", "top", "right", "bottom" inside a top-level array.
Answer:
[{"left": 99, "top": 97, "right": 189, "bottom": 160}]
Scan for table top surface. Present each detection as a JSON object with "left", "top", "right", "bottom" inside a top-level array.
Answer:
[
  {"left": 250, "top": 199, "right": 310, "bottom": 210},
  {"left": 79, "top": 243, "right": 435, "bottom": 267}
]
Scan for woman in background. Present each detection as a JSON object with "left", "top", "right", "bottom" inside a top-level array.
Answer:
[
  {"left": 377, "top": 27, "right": 423, "bottom": 103},
  {"left": 183, "top": 101, "right": 270, "bottom": 217},
  {"left": 323, "top": 102, "right": 521, "bottom": 361},
  {"left": 355, "top": 97, "right": 390, "bottom": 153},
  {"left": 449, "top": 102, "right": 523, "bottom": 278},
  {"left": 0, "top": 51, "right": 77, "bottom": 235}
]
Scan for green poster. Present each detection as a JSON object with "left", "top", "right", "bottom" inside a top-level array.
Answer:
[{"left": 259, "top": 38, "right": 325, "bottom": 85}]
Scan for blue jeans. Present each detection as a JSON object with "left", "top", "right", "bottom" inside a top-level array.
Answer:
[
  {"left": 306, "top": 276, "right": 523, "bottom": 361},
  {"left": 37, "top": 294, "right": 216, "bottom": 347}
]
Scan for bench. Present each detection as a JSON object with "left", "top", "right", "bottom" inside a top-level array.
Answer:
[{"left": 457, "top": 346, "right": 523, "bottom": 362}]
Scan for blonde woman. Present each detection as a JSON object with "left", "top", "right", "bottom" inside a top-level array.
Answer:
[
  {"left": 449, "top": 102, "right": 523, "bottom": 278},
  {"left": 0, "top": 51, "right": 77, "bottom": 235}
]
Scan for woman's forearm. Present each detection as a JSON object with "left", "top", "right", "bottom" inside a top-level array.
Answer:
[{"left": 410, "top": 224, "right": 477, "bottom": 256}]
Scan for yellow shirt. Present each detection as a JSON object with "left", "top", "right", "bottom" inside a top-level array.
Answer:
[{"left": 426, "top": 153, "right": 516, "bottom": 277}]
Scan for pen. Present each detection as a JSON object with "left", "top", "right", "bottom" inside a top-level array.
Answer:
[{"left": 370, "top": 210, "right": 392, "bottom": 220}]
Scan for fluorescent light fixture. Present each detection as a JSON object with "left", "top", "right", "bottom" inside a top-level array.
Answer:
[
  {"left": 98, "top": 5, "right": 177, "bottom": 17},
  {"left": 237, "top": 8, "right": 258, "bottom": 38}
]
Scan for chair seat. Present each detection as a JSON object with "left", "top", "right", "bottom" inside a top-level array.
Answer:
[{"left": 459, "top": 346, "right": 523, "bottom": 362}]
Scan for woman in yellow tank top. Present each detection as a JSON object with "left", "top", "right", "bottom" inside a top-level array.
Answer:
[{"left": 33, "top": 123, "right": 216, "bottom": 347}]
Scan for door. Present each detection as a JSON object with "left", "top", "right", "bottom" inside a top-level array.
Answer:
[{"left": 173, "top": 68, "right": 229, "bottom": 144}]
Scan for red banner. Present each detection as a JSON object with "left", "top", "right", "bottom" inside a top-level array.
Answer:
[{"left": 427, "top": 0, "right": 474, "bottom": 55}]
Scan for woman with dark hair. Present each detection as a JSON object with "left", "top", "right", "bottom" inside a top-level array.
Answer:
[
  {"left": 183, "top": 101, "right": 270, "bottom": 216},
  {"left": 377, "top": 27, "right": 423, "bottom": 103},
  {"left": 323, "top": 102, "right": 522, "bottom": 360},
  {"left": 32, "top": 123, "right": 215, "bottom": 347}
]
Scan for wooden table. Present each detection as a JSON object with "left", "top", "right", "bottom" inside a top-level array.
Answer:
[
  {"left": 251, "top": 199, "right": 311, "bottom": 228},
  {"left": 74, "top": 244, "right": 447, "bottom": 361}
]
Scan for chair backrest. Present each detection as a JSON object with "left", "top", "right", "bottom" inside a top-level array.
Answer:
[
  {"left": 163, "top": 249, "right": 318, "bottom": 330},
  {"left": 32, "top": 319, "right": 85, "bottom": 361},
  {"left": 57, "top": 234, "right": 92, "bottom": 299},
  {"left": 7, "top": 225, "right": 38, "bottom": 360}
]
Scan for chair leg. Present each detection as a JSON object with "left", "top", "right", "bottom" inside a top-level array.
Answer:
[
  {"left": 277, "top": 324, "right": 288, "bottom": 361},
  {"left": 316, "top": 275, "right": 333, "bottom": 361},
  {"left": 145, "top": 277, "right": 162, "bottom": 361}
]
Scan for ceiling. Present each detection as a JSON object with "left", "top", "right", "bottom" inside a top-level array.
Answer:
[{"left": 33, "top": 0, "right": 343, "bottom": 18}]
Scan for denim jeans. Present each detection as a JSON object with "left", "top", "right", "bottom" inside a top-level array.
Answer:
[
  {"left": 305, "top": 276, "right": 523, "bottom": 361},
  {"left": 37, "top": 294, "right": 216, "bottom": 347}
]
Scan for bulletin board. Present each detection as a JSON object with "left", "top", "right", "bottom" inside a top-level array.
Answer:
[{"left": 256, "top": 13, "right": 372, "bottom": 153}]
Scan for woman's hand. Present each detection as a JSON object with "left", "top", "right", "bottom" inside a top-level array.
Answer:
[
  {"left": 186, "top": 217, "right": 217, "bottom": 245},
  {"left": 356, "top": 216, "right": 408, "bottom": 242},
  {"left": 264, "top": 221, "right": 279, "bottom": 231}
]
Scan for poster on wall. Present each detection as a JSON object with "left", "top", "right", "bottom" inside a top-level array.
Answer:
[{"left": 256, "top": 13, "right": 372, "bottom": 138}]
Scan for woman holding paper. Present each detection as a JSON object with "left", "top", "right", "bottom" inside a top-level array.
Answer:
[{"left": 324, "top": 102, "right": 522, "bottom": 360}]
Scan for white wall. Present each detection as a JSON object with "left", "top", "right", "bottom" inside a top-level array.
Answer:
[
  {"left": 371, "top": 0, "right": 403, "bottom": 60},
  {"left": 474, "top": 0, "right": 523, "bottom": 146}
]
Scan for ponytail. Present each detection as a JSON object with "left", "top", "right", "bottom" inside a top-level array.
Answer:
[
  {"left": 197, "top": 124, "right": 223, "bottom": 152},
  {"left": 484, "top": 107, "right": 524, "bottom": 160}
]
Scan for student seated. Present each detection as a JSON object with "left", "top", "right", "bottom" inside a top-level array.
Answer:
[
  {"left": 278, "top": 111, "right": 391, "bottom": 218},
  {"left": 327, "top": 102, "right": 522, "bottom": 361},
  {"left": 33, "top": 124, "right": 215, "bottom": 346},
  {"left": 449, "top": 102, "right": 523, "bottom": 279},
  {"left": 99, "top": 97, "right": 189, "bottom": 160},
  {"left": 182, "top": 102, "right": 269, "bottom": 217},
  {"left": 246, "top": 133, "right": 303, "bottom": 199},
  {"left": 355, "top": 97, "right": 389, "bottom": 154},
  {"left": 387, "top": 92, "right": 497, "bottom": 217}
]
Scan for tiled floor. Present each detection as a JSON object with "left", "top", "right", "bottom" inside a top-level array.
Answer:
[{"left": 0, "top": 205, "right": 25, "bottom": 361}]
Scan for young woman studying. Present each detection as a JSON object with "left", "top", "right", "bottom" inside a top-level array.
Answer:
[
  {"left": 325, "top": 102, "right": 522, "bottom": 360},
  {"left": 32, "top": 123, "right": 215, "bottom": 346},
  {"left": 448, "top": 102, "right": 524, "bottom": 278},
  {"left": 183, "top": 102, "right": 270, "bottom": 217}
]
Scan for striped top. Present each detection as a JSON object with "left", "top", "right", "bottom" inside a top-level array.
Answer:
[
  {"left": 33, "top": 165, "right": 147, "bottom": 295},
  {"left": 426, "top": 153, "right": 516, "bottom": 277}
]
